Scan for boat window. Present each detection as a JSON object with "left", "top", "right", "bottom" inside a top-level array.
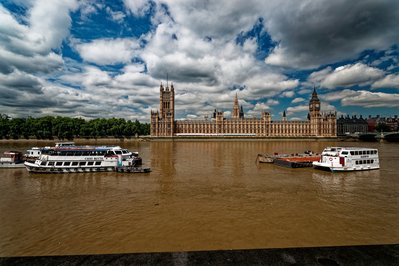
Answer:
[
  {"left": 87, "top": 161, "right": 94, "bottom": 166},
  {"left": 79, "top": 162, "right": 86, "bottom": 166},
  {"left": 371, "top": 160, "right": 374, "bottom": 164},
  {"left": 64, "top": 162, "right": 71, "bottom": 166},
  {"left": 48, "top": 162, "right": 54, "bottom": 166},
  {"left": 341, "top": 151, "right": 348, "bottom": 155},
  {"left": 350, "top": 151, "right": 354, "bottom": 155},
  {"left": 115, "top": 150, "right": 122, "bottom": 155},
  {"left": 56, "top": 162, "right": 62, "bottom": 166},
  {"left": 72, "top": 162, "right": 78, "bottom": 166},
  {"left": 95, "top": 161, "right": 101, "bottom": 166},
  {"left": 40, "top": 161, "right": 46, "bottom": 166}
]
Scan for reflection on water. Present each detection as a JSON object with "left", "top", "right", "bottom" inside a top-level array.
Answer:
[{"left": 0, "top": 140, "right": 398, "bottom": 256}]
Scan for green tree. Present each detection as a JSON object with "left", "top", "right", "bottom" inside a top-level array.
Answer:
[{"left": 375, "top": 123, "right": 391, "bottom": 132}]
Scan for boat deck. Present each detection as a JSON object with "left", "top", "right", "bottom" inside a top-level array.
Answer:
[
  {"left": 273, "top": 156, "right": 321, "bottom": 168},
  {"left": 257, "top": 152, "right": 320, "bottom": 168}
]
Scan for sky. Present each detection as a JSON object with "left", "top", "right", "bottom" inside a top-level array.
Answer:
[{"left": 1, "top": 0, "right": 399, "bottom": 122}]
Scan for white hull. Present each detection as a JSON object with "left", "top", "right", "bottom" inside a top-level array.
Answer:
[
  {"left": 313, "top": 161, "right": 380, "bottom": 172},
  {"left": 0, "top": 162, "right": 26, "bottom": 168},
  {"left": 24, "top": 160, "right": 142, "bottom": 174}
]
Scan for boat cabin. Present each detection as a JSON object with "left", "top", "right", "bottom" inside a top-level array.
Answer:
[{"left": 0, "top": 151, "right": 23, "bottom": 163}]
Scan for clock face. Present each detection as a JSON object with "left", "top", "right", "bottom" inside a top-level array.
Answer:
[{"left": 316, "top": 103, "right": 320, "bottom": 108}]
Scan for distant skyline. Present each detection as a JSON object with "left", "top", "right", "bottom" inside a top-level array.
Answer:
[{"left": 1, "top": 0, "right": 399, "bottom": 122}]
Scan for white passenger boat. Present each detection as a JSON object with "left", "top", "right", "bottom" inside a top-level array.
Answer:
[
  {"left": 0, "top": 151, "right": 25, "bottom": 168},
  {"left": 313, "top": 147, "right": 379, "bottom": 172},
  {"left": 24, "top": 143, "right": 142, "bottom": 173}
]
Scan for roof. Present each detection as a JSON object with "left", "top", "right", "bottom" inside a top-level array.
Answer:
[{"left": 324, "top": 147, "right": 378, "bottom": 151}]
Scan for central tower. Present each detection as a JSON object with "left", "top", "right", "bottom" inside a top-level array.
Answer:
[{"left": 160, "top": 83, "right": 174, "bottom": 120}]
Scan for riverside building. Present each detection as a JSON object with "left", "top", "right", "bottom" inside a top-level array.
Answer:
[{"left": 150, "top": 83, "right": 336, "bottom": 138}]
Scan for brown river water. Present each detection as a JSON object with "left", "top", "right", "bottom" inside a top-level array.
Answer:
[{"left": 0, "top": 140, "right": 398, "bottom": 256}]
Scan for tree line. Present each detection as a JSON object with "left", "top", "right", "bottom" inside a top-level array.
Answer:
[{"left": 0, "top": 114, "right": 150, "bottom": 140}]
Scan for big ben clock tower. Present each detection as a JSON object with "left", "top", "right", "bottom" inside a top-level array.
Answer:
[
  {"left": 309, "top": 87, "right": 320, "bottom": 113},
  {"left": 309, "top": 87, "right": 321, "bottom": 136}
]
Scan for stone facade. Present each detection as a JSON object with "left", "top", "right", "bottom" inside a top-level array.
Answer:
[
  {"left": 337, "top": 115, "right": 368, "bottom": 135},
  {"left": 151, "top": 84, "right": 336, "bottom": 137}
]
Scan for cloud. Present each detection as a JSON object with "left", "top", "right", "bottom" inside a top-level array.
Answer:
[
  {"left": 74, "top": 38, "right": 140, "bottom": 65},
  {"left": 140, "top": 10, "right": 299, "bottom": 114},
  {"left": 322, "top": 89, "right": 360, "bottom": 102},
  {"left": 264, "top": 0, "right": 399, "bottom": 68},
  {"left": 341, "top": 90, "right": 399, "bottom": 108},
  {"left": 106, "top": 6, "right": 126, "bottom": 23},
  {"left": 266, "top": 99, "right": 279, "bottom": 106},
  {"left": 292, "top": 97, "right": 305, "bottom": 103},
  {"left": 308, "top": 63, "right": 384, "bottom": 89},
  {"left": 0, "top": 1, "right": 77, "bottom": 74},
  {"left": 372, "top": 74, "right": 399, "bottom": 89},
  {"left": 160, "top": 0, "right": 260, "bottom": 40},
  {"left": 2, "top": 1, "right": 399, "bottom": 120},
  {"left": 0, "top": 69, "right": 43, "bottom": 94},
  {"left": 55, "top": 63, "right": 160, "bottom": 120},
  {"left": 286, "top": 105, "right": 309, "bottom": 115},
  {"left": 123, "top": 0, "right": 151, "bottom": 17},
  {"left": 281, "top": 91, "right": 295, "bottom": 98}
]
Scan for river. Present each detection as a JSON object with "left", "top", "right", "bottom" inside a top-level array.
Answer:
[{"left": 0, "top": 140, "right": 398, "bottom": 256}]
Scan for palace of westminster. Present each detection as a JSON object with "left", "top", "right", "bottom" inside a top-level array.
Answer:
[{"left": 150, "top": 83, "right": 337, "bottom": 137}]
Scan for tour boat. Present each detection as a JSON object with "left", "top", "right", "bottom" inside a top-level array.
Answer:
[
  {"left": 312, "top": 147, "right": 380, "bottom": 172},
  {"left": 24, "top": 143, "right": 142, "bottom": 173},
  {"left": 0, "top": 151, "right": 25, "bottom": 168}
]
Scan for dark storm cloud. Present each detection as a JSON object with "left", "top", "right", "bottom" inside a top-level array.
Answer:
[
  {"left": 0, "top": 71, "right": 43, "bottom": 93},
  {"left": 151, "top": 63, "right": 219, "bottom": 86},
  {"left": 0, "top": 94, "right": 56, "bottom": 108},
  {"left": 264, "top": 0, "right": 399, "bottom": 68}
]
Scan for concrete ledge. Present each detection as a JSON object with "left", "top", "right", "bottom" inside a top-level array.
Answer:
[{"left": 1, "top": 244, "right": 398, "bottom": 265}]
